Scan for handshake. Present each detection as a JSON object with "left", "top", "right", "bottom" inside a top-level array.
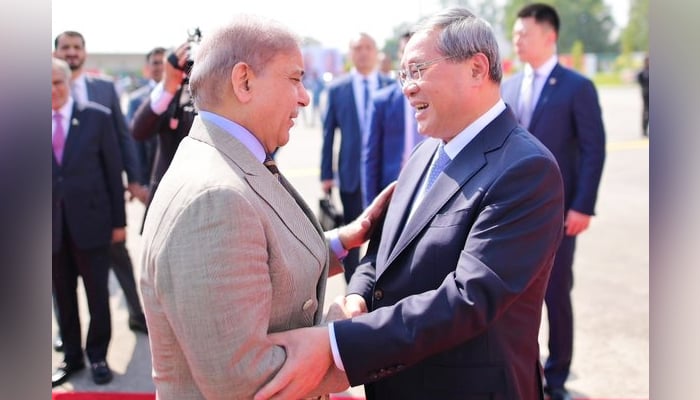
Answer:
[
  {"left": 323, "top": 294, "right": 368, "bottom": 323},
  {"left": 254, "top": 295, "right": 369, "bottom": 400}
]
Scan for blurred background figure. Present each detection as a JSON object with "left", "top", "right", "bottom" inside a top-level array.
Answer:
[
  {"left": 302, "top": 68, "right": 325, "bottom": 127},
  {"left": 501, "top": 4, "right": 606, "bottom": 400},
  {"left": 53, "top": 31, "right": 149, "bottom": 342},
  {"left": 364, "top": 31, "right": 422, "bottom": 206},
  {"left": 130, "top": 41, "right": 196, "bottom": 219},
  {"left": 637, "top": 54, "right": 649, "bottom": 137},
  {"left": 377, "top": 51, "right": 394, "bottom": 79},
  {"left": 126, "top": 46, "right": 167, "bottom": 198},
  {"left": 320, "top": 32, "right": 393, "bottom": 283},
  {"left": 52, "top": 57, "right": 124, "bottom": 387}
]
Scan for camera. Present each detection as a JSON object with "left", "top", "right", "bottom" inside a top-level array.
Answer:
[
  {"left": 184, "top": 27, "right": 202, "bottom": 72},
  {"left": 167, "top": 27, "right": 202, "bottom": 73}
]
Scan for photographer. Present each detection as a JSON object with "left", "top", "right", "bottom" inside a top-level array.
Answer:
[{"left": 130, "top": 37, "right": 198, "bottom": 212}]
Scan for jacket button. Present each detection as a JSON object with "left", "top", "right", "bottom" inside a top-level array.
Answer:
[
  {"left": 302, "top": 299, "right": 314, "bottom": 311},
  {"left": 373, "top": 289, "right": 384, "bottom": 301}
]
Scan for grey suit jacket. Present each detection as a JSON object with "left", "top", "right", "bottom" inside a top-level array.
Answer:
[{"left": 140, "top": 117, "right": 339, "bottom": 399}]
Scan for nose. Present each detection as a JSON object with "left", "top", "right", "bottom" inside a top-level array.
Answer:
[
  {"left": 401, "top": 81, "right": 418, "bottom": 97},
  {"left": 299, "top": 86, "right": 310, "bottom": 107}
]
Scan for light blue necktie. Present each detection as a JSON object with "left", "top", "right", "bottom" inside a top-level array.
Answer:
[{"left": 424, "top": 143, "right": 450, "bottom": 193}]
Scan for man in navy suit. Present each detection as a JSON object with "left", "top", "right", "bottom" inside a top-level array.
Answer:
[
  {"left": 500, "top": 4, "right": 606, "bottom": 399},
  {"left": 321, "top": 32, "right": 393, "bottom": 283},
  {"left": 364, "top": 32, "right": 425, "bottom": 205},
  {"left": 255, "top": 8, "right": 564, "bottom": 400},
  {"left": 52, "top": 57, "right": 124, "bottom": 386},
  {"left": 54, "top": 31, "right": 149, "bottom": 336},
  {"left": 126, "top": 46, "right": 167, "bottom": 190}
]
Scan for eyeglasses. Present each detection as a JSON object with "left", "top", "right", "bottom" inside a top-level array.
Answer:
[{"left": 397, "top": 56, "right": 453, "bottom": 88}]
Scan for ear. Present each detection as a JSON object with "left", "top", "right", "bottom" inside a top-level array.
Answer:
[
  {"left": 231, "top": 62, "right": 253, "bottom": 103},
  {"left": 469, "top": 53, "right": 489, "bottom": 82}
]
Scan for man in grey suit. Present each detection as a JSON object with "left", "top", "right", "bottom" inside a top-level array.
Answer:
[
  {"left": 255, "top": 7, "right": 564, "bottom": 400},
  {"left": 500, "top": 5, "right": 606, "bottom": 399},
  {"left": 139, "top": 15, "right": 392, "bottom": 399},
  {"left": 54, "top": 31, "right": 149, "bottom": 336}
]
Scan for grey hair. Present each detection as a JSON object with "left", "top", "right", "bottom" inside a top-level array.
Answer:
[
  {"left": 188, "top": 14, "right": 302, "bottom": 109},
  {"left": 413, "top": 7, "right": 502, "bottom": 82},
  {"left": 52, "top": 57, "right": 71, "bottom": 82}
]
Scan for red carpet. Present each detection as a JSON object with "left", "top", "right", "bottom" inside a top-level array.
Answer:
[
  {"left": 52, "top": 394, "right": 649, "bottom": 400},
  {"left": 52, "top": 393, "right": 361, "bottom": 400}
]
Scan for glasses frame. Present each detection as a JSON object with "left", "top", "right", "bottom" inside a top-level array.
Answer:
[{"left": 397, "top": 56, "right": 453, "bottom": 88}]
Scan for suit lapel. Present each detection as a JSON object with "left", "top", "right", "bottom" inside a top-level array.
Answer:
[
  {"left": 59, "top": 103, "right": 82, "bottom": 167},
  {"left": 377, "top": 109, "right": 517, "bottom": 277},
  {"left": 529, "top": 64, "right": 562, "bottom": 129},
  {"left": 188, "top": 118, "right": 327, "bottom": 268}
]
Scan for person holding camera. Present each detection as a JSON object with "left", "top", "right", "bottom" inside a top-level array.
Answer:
[{"left": 130, "top": 40, "right": 197, "bottom": 212}]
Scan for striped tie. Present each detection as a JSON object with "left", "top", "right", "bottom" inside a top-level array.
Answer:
[{"left": 263, "top": 153, "right": 280, "bottom": 180}]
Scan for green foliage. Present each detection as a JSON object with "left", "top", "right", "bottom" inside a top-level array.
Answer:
[
  {"left": 570, "top": 40, "right": 585, "bottom": 71},
  {"left": 620, "top": 0, "right": 648, "bottom": 53},
  {"left": 502, "top": 0, "right": 616, "bottom": 54}
]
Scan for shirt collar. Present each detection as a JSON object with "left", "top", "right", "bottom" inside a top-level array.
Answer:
[
  {"left": 525, "top": 54, "right": 558, "bottom": 79},
  {"left": 197, "top": 110, "right": 267, "bottom": 163},
  {"left": 443, "top": 99, "right": 507, "bottom": 159},
  {"left": 353, "top": 69, "right": 379, "bottom": 87}
]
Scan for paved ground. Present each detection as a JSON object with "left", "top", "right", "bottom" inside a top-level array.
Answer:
[{"left": 52, "top": 85, "right": 649, "bottom": 398}]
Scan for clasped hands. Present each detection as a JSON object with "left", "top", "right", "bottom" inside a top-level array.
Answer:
[{"left": 253, "top": 296, "right": 368, "bottom": 400}]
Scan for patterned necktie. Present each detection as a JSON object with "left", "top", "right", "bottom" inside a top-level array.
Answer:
[
  {"left": 263, "top": 153, "right": 280, "bottom": 180},
  {"left": 52, "top": 112, "right": 66, "bottom": 164},
  {"left": 262, "top": 153, "right": 325, "bottom": 235},
  {"left": 424, "top": 143, "right": 450, "bottom": 193}
]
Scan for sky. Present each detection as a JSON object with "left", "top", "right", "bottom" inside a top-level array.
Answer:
[{"left": 52, "top": 0, "right": 630, "bottom": 54}]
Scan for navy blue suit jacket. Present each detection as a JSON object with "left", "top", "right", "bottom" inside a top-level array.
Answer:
[
  {"left": 501, "top": 64, "right": 605, "bottom": 214},
  {"left": 85, "top": 75, "right": 141, "bottom": 184},
  {"left": 334, "top": 108, "right": 564, "bottom": 399},
  {"left": 364, "top": 83, "right": 409, "bottom": 205},
  {"left": 127, "top": 84, "right": 157, "bottom": 185},
  {"left": 52, "top": 102, "right": 126, "bottom": 253},
  {"left": 321, "top": 74, "right": 393, "bottom": 193}
]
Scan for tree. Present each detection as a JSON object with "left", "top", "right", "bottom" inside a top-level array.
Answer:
[
  {"left": 620, "top": 0, "right": 649, "bottom": 53},
  {"left": 501, "top": 0, "right": 616, "bottom": 54}
]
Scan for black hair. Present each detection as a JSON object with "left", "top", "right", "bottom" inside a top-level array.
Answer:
[{"left": 517, "top": 3, "right": 560, "bottom": 35}]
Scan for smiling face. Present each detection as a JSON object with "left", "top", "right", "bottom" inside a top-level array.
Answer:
[
  {"left": 249, "top": 49, "right": 310, "bottom": 153},
  {"left": 400, "top": 29, "right": 478, "bottom": 142}
]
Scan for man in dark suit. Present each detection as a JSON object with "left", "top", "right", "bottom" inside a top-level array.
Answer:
[
  {"left": 52, "top": 57, "right": 124, "bottom": 386},
  {"left": 364, "top": 32, "right": 424, "bottom": 205},
  {"left": 54, "top": 31, "right": 149, "bottom": 336},
  {"left": 255, "top": 8, "right": 565, "bottom": 400},
  {"left": 130, "top": 41, "right": 195, "bottom": 213},
  {"left": 500, "top": 4, "right": 607, "bottom": 399},
  {"left": 321, "top": 32, "right": 393, "bottom": 283},
  {"left": 126, "top": 46, "right": 167, "bottom": 190}
]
